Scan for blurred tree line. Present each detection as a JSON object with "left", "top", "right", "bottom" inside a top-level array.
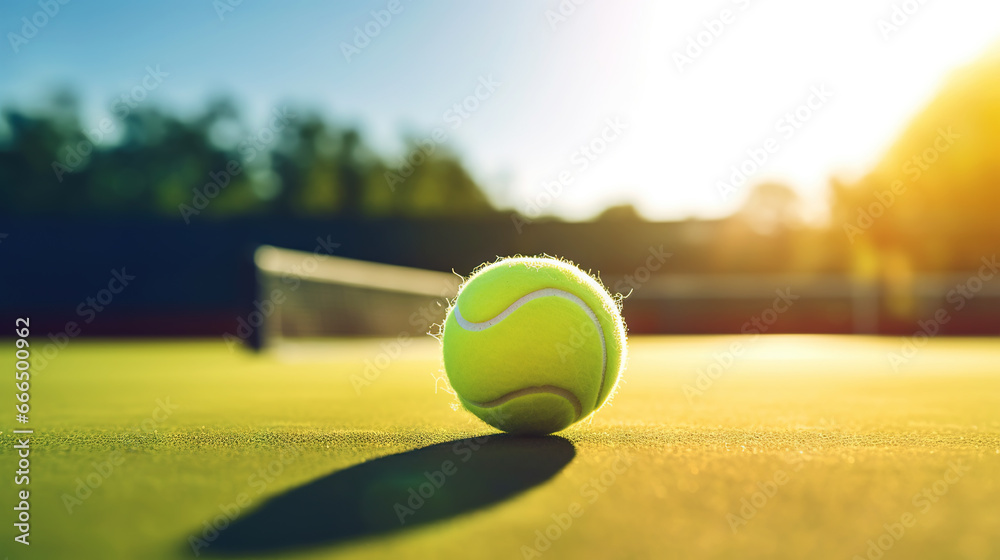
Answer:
[
  {"left": 3, "top": 44, "right": 999, "bottom": 278},
  {"left": 0, "top": 92, "right": 495, "bottom": 220},
  {"left": 831, "top": 47, "right": 1000, "bottom": 273}
]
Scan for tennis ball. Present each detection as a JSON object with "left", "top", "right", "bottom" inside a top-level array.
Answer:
[{"left": 442, "top": 256, "right": 627, "bottom": 435}]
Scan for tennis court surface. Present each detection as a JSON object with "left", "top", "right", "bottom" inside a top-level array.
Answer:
[{"left": 4, "top": 334, "right": 998, "bottom": 559}]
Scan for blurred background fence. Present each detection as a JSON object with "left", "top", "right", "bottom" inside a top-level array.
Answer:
[{"left": 4, "top": 216, "right": 998, "bottom": 342}]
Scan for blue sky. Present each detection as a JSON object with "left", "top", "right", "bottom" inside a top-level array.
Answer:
[{"left": 3, "top": 0, "right": 1000, "bottom": 221}]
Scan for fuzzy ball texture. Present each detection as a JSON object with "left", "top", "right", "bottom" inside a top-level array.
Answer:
[{"left": 442, "top": 256, "right": 627, "bottom": 434}]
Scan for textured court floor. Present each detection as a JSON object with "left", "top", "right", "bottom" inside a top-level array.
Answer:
[{"left": 2, "top": 335, "right": 998, "bottom": 559}]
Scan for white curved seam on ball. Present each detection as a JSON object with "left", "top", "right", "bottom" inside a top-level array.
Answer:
[
  {"left": 452, "top": 287, "right": 608, "bottom": 409},
  {"left": 465, "top": 385, "right": 583, "bottom": 420}
]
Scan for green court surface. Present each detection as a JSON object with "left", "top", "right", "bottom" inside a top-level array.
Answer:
[{"left": 2, "top": 335, "right": 999, "bottom": 559}]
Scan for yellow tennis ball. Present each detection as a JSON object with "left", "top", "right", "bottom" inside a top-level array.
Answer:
[{"left": 442, "top": 256, "right": 627, "bottom": 435}]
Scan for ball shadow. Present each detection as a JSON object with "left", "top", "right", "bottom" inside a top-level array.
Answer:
[{"left": 204, "top": 434, "right": 575, "bottom": 556}]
